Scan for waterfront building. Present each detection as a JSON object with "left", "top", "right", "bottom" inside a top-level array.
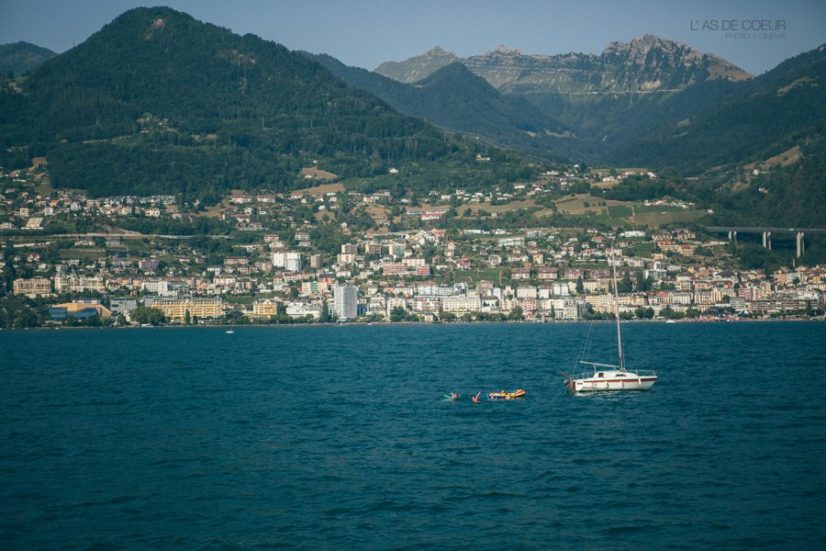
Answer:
[
  {"left": 334, "top": 284, "right": 358, "bottom": 321},
  {"left": 252, "top": 298, "right": 280, "bottom": 318},
  {"left": 49, "top": 301, "right": 112, "bottom": 321},
  {"left": 154, "top": 297, "right": 223, "bottom": 320},
  {"left": 412, "top": 297, "right": 441, "bottom": 314},
  {"left": 285, "top": 301, "right": 322, "bottom": 320},
  {"left": 142, "top": 280, "right": 175, "bottom": 296},
  {"left": 109, "top": 298, "right": 138, "bottom": 318},
  {"left": 441, "top": 294, "right": 482, "bottom": 313},
  {"left": 12, "top": 277, "right": 52, "bottom": 297},
  {"left": 367, "top": 296, "right": 386, "bottom": 316},
  {"left": 385, "top": 297, "right": 407, "bottom": 316}
]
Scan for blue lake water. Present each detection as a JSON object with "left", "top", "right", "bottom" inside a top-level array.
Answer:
[{"left": 1, "top": 322, "right": 826, "bottom": 549}]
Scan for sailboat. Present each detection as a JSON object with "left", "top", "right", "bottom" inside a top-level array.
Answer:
[{"left": 565, "top": 247, "right": 657, "bottom": 393}]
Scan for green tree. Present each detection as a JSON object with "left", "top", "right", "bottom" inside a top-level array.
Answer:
[
  {"left": 617, "top": 271, "right": 633, "bottom": 294},
  {"left": 440, "top": 311, "right": 457, "bottom": 322},
  {"left": 0, "top": 295, "right": 45, "bottom": 328},
  {"left": 389, "top": 306, "right": 407, "bottom": 322},
  {"left": 635, "top": 271, "right": 653, "bottom": 292},
  {"left": 508, "top": 306, "right": 525, "bottom": 321},
  {"left": 660, "top": 306, "right": 685, "bottom": 320},
  {"left": 223, "top": 309, "right": 248, "bottom": 325},
  {"left": 131, "top": 306, "right": 165, "bottom": 326}
]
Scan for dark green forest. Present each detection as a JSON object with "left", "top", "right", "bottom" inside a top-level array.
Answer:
[
  {"left": 0, "top": 41, "right": 56, "bottom": 77},
  {"left": 610, "top": 46, "right": 826, "bottom": 175},
  {"left": 310, "top": 54, "right": 571, "bottom": 160},
  {"left": 0, "top": 7, "right": 537, "bottom": 200}
]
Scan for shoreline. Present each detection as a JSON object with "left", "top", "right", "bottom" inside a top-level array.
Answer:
[{"left": 3, "top": 316, "right": 825, "bottom": 332}]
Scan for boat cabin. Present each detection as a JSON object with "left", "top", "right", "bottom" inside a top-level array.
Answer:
[{"left": 592, "top": 370, "right": 627, "bottom": 380}]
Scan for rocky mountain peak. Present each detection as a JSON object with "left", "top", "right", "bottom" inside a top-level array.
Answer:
[
  {"left": 424, "top": 46, "right": 453, "bottom": 57},
  {"left": 603, "top": 35, "right": 701, "bottom": 65},
  {"left": 491, "top": 44, "right": 523, "bottom": 56},
  {"left": 375, "top": 46, "right": 458, "bottom": 83},
  {"left": 600, "top": 34, "right": 749, "bottom": 83}
]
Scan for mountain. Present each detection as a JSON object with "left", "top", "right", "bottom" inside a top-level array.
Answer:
[
  {"left": 377, "top": 37, "right": 749, "bottom": 95},
  {"left": 374, "top": 46, "right": 458, "bottom": 83},
  {"left": 612, "top": 44, "right": 826, "bottom": 173},
  {"left": 0, "top": 41, "right": 56, "bottom": 76},
  {"left": 376, "top": 38, "right": 825, "bottom": 227},
  {"left": 310, "top": 53, "right": 573, "bottom": 160},
  {"left": 610, "top": 44, "right": 826, "bottom": 227},
  {"left": 0, "top": 8, "right": 535, "bottom": 199},
  {"left": 376, "top": 37, "right": 751, "bottom": 157}
]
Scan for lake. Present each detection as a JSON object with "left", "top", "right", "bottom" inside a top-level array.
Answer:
[{"left": 1, "top": 322, "right": 825, "bottom": 549}]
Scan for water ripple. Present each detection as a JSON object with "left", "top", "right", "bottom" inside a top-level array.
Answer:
[{"left": 1, "top": 322, "right": 825, "bottom": 548}]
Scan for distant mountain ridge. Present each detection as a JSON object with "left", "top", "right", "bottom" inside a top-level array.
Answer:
[
  {"left": 374, "top": 36, "right": 753, "bottom": 159},
  {"left": 376, "top": 36, "right": 750, "bottom": 94},
  {"left": 0, "top": 41, "right": 56, "bottom": 76}
]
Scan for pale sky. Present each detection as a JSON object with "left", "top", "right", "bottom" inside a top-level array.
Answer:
[{"left": 1, "top": 0, "right": 824, "bottom": 75}]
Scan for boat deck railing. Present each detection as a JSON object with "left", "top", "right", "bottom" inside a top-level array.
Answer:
[
  {"left": 632, "top": 369, "right": 658, "bottom": 377},
  {"left": 568, "top": 367, "right": 658, "bottom": 380}
]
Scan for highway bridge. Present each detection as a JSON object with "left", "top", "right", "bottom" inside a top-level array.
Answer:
[{"left": 704, "top": 226, "right": 826, "bottom": 257}]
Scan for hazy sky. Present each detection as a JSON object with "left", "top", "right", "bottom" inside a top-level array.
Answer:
[{"left": 1, "top": 0, "right": 824, "bottom": 75}]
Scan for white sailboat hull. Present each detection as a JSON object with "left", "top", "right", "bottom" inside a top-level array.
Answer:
[{"left": 567, "top": 369, "right": 657, "bottom": 393}]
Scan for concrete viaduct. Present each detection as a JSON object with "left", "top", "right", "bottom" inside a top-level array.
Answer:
[{"left": 705, "top": 226, "right": 826, "bottom": 258}]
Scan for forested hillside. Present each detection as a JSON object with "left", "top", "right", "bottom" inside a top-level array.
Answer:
[
  {"left": 610, "top": 45, "right": 826, "bottom": 174},
  {"left": 0, "top": 8, "right": 536, "bottom": 200},
  {"left": 310, "top": 54, "right": 573, "bottom": 160},
  {"left": 0, "top": 41, "right": 56, "bottom": 76}
]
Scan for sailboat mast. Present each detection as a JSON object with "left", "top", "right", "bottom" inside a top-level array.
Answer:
[{"left": 610, "top": 246, "right": 625, "bottom": 371}]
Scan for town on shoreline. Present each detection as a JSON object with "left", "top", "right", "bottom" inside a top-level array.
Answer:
[{"left": 2, "top": 163, "right": 824, "bottom": 329}]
